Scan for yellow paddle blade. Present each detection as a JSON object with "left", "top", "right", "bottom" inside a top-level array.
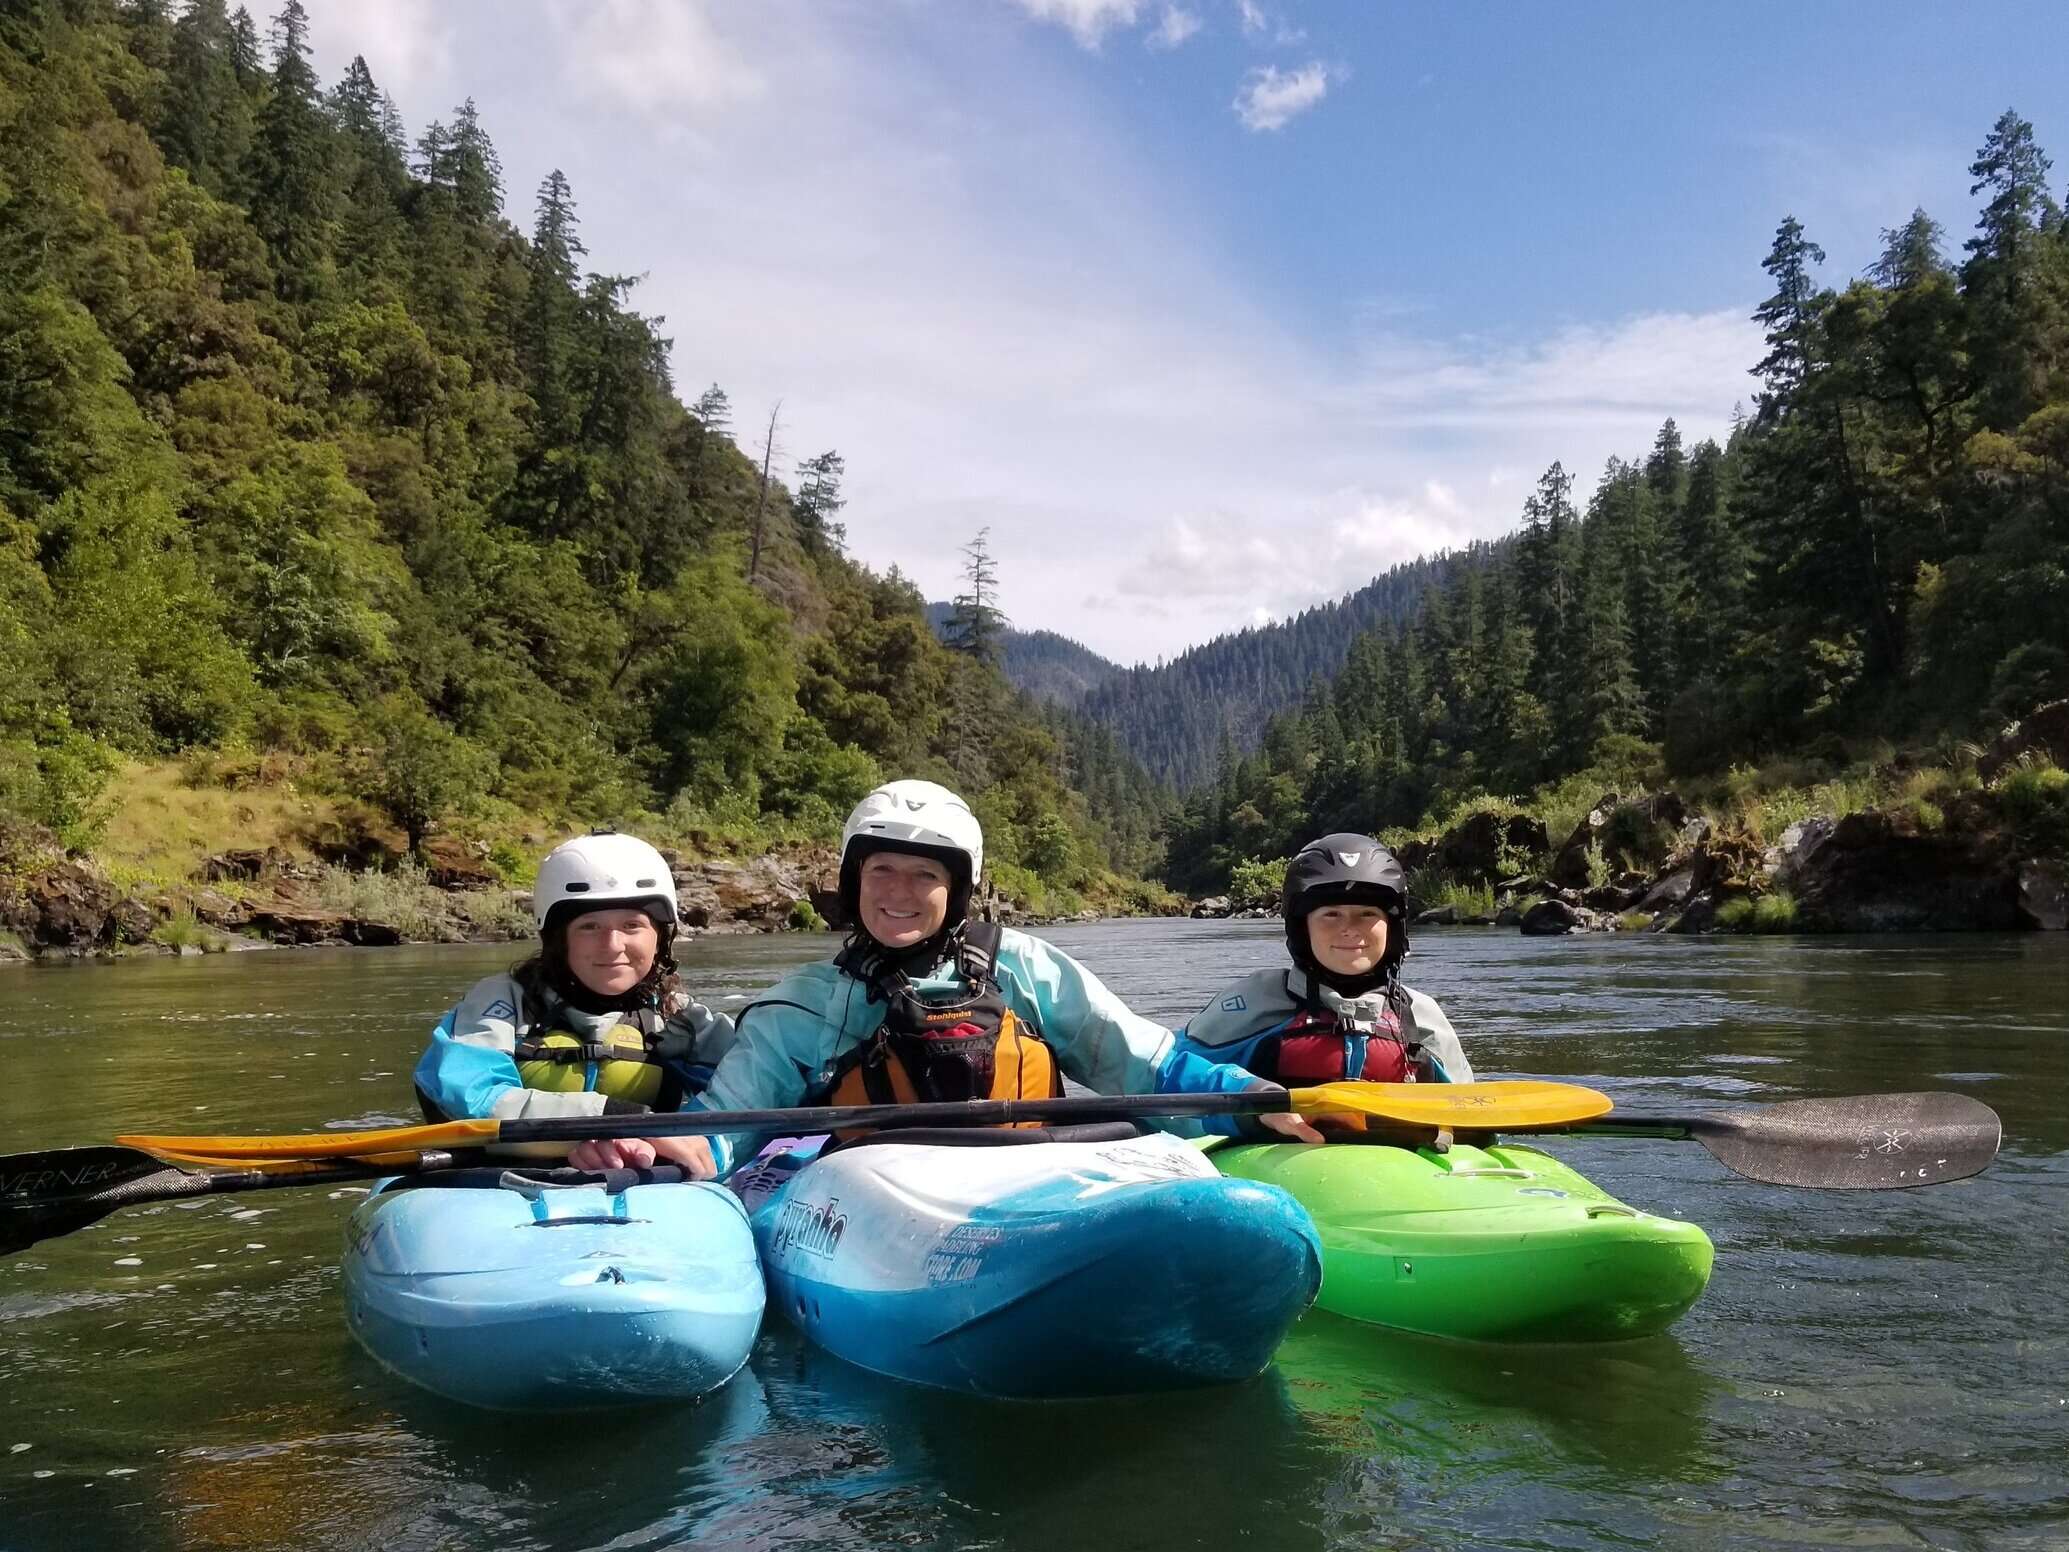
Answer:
[
  {"left": 117, "top": 1117, "right": 502, "bottom": 1163},
  {"left": 1287, "top": 1079, "right": 1614, "bottom": 1130}
]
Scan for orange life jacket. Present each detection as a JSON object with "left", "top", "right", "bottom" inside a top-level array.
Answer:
[{"left": 827, "top": 922, "right": 1061, "bottom": 1135}]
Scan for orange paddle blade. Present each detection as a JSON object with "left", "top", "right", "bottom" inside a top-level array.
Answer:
[
  {"left": 117, "top": 1117, "right": 502, "bottom": 1163},
  {"left": 1288, "top": 1079, "right": 1614, "bottom": 1130}
]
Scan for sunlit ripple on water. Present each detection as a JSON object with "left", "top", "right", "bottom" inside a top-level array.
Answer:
[{"left": 0, "top": 927, "right": 2064, "bottom": 1551}]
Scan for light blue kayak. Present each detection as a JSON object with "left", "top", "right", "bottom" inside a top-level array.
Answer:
[
  {"left": 343, "top": 1170, "right": 764, "bottom": 1410},
  {"left": 734, "top": 1128, "right": 1321, "bottom": 1398}
]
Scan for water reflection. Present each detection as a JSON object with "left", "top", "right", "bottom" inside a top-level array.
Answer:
[{"left": 1, "top": 927, "right": 2064, "bottom": 1552}]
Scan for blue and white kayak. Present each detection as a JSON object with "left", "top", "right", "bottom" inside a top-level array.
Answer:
[
  {"left": 342, "top": 1171, "right": 764, "bottom": 1411},
  {"left": 735, "top": 1128, "right": 1322, "bottom": 1398}
]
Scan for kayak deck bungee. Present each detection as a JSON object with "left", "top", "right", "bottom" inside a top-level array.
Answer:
[
  {"left": 1205, "top": 1137, "right": 1713, "bottom": 1343},
  {"left": 343, "top": 1169, "right": 764, "bottom": 1410},
  {"left": 736, "top": 1128, "right": 1323, "bottom": 1398}
]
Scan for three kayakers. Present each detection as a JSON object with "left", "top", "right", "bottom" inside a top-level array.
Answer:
[
  {"left": 571, "top": 779, "right": 1324, "bottom": 1178},
  {"left": 1172, "top": 833, "right": 1471, "bottom": 1127},
  {"left": 413, "top": 831, "right": 736, "bottom": 1170}
]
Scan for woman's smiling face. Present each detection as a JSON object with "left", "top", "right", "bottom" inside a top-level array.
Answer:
[
  {"left": 1307, "top": 903, "right": 1389, "bottom": 978},
  {"left": 563, "top": 908, "right": 659, "bottom": 996},
  {"left": 857, "top": 851, "right": 952, "bottom": 950}
]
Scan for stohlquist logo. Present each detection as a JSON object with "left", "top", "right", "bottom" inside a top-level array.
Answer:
[{"left": 772, "top": 1196, "right": 847, "bottom": 1259}]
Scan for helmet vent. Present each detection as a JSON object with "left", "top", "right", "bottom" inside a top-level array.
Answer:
[
  {"left": 636, "top": 877, "right": 656, "bottom": 887},
  {"left": 565, "top": 881, "right": 590, "bottom": 893}
]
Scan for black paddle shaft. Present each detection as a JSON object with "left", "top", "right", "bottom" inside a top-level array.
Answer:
[
  {"left": 492, "top": 1086, "right": 1299, "bottom": 1144},
  {"left": 0, "top": 1147, "right": 699, "bottom": 1256},
  {"left": 0, "top": 1146, "right": 468, "bottom": 1256}
]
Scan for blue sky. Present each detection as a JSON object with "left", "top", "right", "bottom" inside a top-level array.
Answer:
[{"left": 304, "top": 1, "right": 2069, "bottom": 664}]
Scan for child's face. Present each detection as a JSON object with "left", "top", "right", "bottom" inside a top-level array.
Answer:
[
  {"left": 1307, "top": 904, "right": 1389, "bottom": 978},
  {"left": 858, "top": 852, "right": 952, "bottom": 950},
  {"left": 565, "top": 908, "right": 660, "bottom": 997}
]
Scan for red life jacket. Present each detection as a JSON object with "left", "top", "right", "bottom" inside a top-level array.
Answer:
[{"left": 1255, "top": 980, "right": 1421, "bottom": 1085}]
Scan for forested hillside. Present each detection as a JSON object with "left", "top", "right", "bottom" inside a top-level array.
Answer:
[
  {"left": 1075, "top": 551, "right": 1469, "bottom": 788},
  {"left": 924, "top": 606, "right": 1122, "bottom": 707},
  {"left": 0, "top": 0, "right": 1169, "bottom": 907},
  {"left": 1168, "top": 111, "right": 2069, "bottom": 892}
]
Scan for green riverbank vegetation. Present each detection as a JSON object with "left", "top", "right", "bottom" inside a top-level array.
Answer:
[
  {"left": 1164, "top": 109, "right": 2069, "bottom": 897},
  {"left": 0, "top": 1, "right": 1172, "bottom": 919}
]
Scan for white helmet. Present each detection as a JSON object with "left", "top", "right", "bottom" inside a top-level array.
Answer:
[
  {"left": 839, "top": 780, "right": 984, "bottom": 918},
  {"left": 533, "top": 831, "right": 679, "bottom": 930}
]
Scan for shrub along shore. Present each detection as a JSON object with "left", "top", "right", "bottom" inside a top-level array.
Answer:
[
  {"left": 7, "top": 705, "right": 2065, "bottom": 964},
  {"left": 1183, "top": 704, "right": 2069, "bottom": 936}
]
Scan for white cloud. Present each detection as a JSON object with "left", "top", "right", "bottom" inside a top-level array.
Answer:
[
  {"left": 1236, "top": 0, "right": 1267, "bottom": 37},
  {"left": 304, "top": 0, "right": 454, "bottom": 102},
  {"left": 547, "top": 0, "right": 764, "bottom": 119},
  {"left": 298, "top": 4, "right": 1764, "bottom": 666},
  {"left": 1009, "top": 0, "right": 1148, "bottom": 49},
  {"left": 1147, "top": 6, "right": 1202, "bottom": 50},
  {"left": 1117, "top": 517, "right": 1289, "bottom": 601},
  {"left": 1233, "top": 61, "right": 1336, "bottom": 132}
]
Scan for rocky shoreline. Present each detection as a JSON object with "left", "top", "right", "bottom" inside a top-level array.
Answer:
[
  {"left": 0, "top": 834, "right": 1098, "bottom": 964},
  {"left": 7, "top": 706, "right": 2066, "bottom": 961},
  {"left": 1187, "top": 704, "right": 2069, "bottom": 936}
]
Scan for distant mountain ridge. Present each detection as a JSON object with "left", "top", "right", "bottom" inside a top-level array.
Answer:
[
  {"left": 935, "top": 544, "right": 1491, "bottom": 790},
  {"left": 924, "top": 605, "right": 1123, "bottom": 705}
]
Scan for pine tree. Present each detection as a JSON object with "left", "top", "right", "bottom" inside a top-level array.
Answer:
[
  {"left": 159, "top": 0, "right": 252, "bottom": 199},
  {"left": 1962, "top": 110, "right": 2059, "bottom": 429},
  {"left": 446, "top": 98, "right": 505, "bottom": 225},
  {"left": 1752, "top": 215, "right": 1827, "bottom": 417},
  {"left": 793, "top": 451, "right": 847, "bottom": 554},
  {"left": 248, "top": 0, "right": 336, "bottom": 300}
]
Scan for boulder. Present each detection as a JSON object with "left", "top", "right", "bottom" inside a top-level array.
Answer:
[
  {"left": 1520, "top": 898, "right": 1596, "bottom": 936},
  {"left": 201, "top": 847, "right": 295, "bottom": 884},
  {"left": 1550, "top": 794, "right": 1622, "bottom": 888},
  {"left": 1582, "top": 883, "right": 1641, "bottom": 911},
  {"left": 1636, "top": 864, "right": 1704, "bottom": 915},
  {"left": 1190, "top": 896, "right": 1233, "bottom": 919},
  {"left": 1392, "top": 838, "right": 1436, "bottom": 872},
  {"left": 1415, "top": 903, "right": 1460, "bottom": 926},
  {"left": 343, "top": 918, "right": 407, "bottom": 947},
  {"left": 676, "top": 856, "right": 828, "bottom": 933},
  {"left": 244, "top": 904, "right": 352, "bottom": 945},
  {"left": 25, "top": 863, "right": 116, "bottom": 948},
  {"left": 105, "top": 897, "right": 159, "bottom": 945},
  {"left": 2017, "top": 861, "right": 2068, "bottom": 931},
  {"left": 420, "top": 837, "right": 500, "bottom": 891},
  {"left": 187, "top": 889, "right": 254, "bottom": 930},
  {"left": 1979, "top": 699, "right": 2069, "bottom": 780},
  {"left": 1552, "top": 791, "right": 1691, "bottom": 888},
  {"left": 1775, "top": 807, "right": 2023, "bottom": 931},
  {"left": 1494, "top": 905, "right": 1523, "bottom": 927},
  {"left": 1432, "top": 810, "right": 1550, "bottom": 883}
]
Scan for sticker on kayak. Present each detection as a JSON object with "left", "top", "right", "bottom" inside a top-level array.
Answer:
[
  {"left": 1091, "top": 1143, "right": 1214, "bottom": 1180},
  {"left": 1221, "top": 995, "right": 1248, "bottom": 1013},
  {"left": 925, "top": 1223, "right": 1004, "bottom": 1286},
  {"left": 769, "top": 1195, "right": 847, "bottom": 1261}
]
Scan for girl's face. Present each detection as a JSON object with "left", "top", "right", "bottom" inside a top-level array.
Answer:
[
  {"left": 564, "top": 908, "right": 659, "bottom": 996},
  {"left": 858, "top": 852, "right": 952, "bottom": 950},
  {"left": 1307, "top": 903, "right": 1390, "bottom": 978}
]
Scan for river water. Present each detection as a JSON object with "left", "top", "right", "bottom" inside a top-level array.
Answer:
[{"left": 1, "top": 921, "right": 2064, "bottom": 1551}]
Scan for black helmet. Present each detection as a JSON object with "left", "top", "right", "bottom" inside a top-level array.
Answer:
[{"left": 1281, "top": 833, "right": 1408, "bottom": 994}]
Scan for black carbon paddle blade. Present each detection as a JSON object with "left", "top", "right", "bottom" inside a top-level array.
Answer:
[
  {"left": 1696, "top": 1092, "right": 2002, "bottom": 1189},
  {"left": 0, "top": 1146, "right": 209, "bottom": 1255}
]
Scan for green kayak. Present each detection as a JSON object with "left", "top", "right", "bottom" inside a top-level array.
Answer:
[{"left": 1204, "top": 1137, "right": 1713, "bottom": 1342}]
